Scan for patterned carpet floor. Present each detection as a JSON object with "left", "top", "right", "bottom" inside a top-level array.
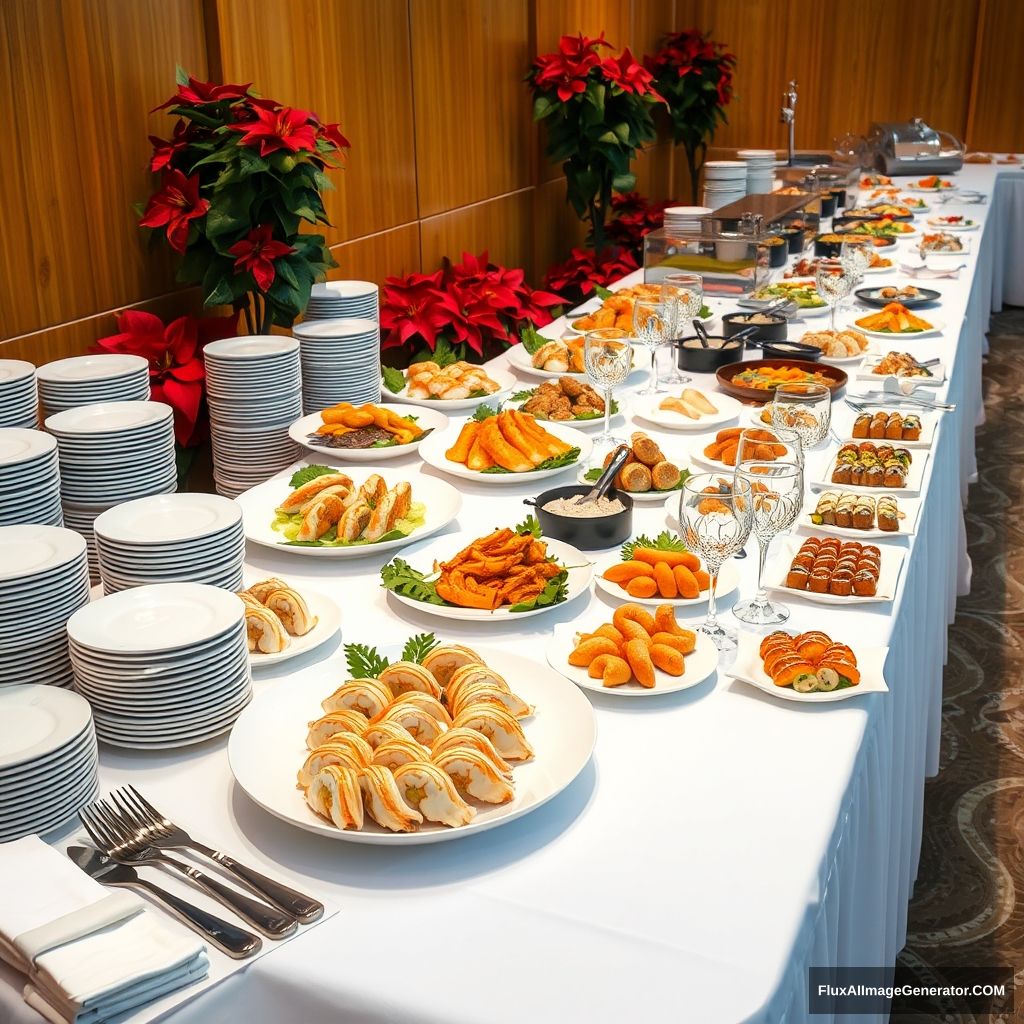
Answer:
[{"left": 892, "top": 308, "right": 1024, "bottom": 1022}]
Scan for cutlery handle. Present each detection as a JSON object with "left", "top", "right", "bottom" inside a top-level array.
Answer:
[
  {"left": 202, "top": 847, "right": 324, "bottom": 924},
  {"left": 163, "top": 856, "right": 297, "bottom": 938},
  {"left": 134, "top": 880, "right": 262, "bottom": 959}
]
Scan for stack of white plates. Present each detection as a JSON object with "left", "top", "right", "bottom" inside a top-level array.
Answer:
[
  {"left": 737, "top": 149, "right": 777, "bottom": 195},
  {"left": 37, "top": 354, "right": 150, "bottom": 416},
  {"left": 293, "top": 318, "right": 381, "bottom": 412},
  {"left": 702, "top": 160, "right": 748, "bottom": 210},
  {"left": 67, "top": 583, "right": 252, "bottom": 749},
  {"left": 663, "top": 205, "right": 712, "bottom": 236},
  {"left": 0, "top": 525, "right": 91, "bottom": 691},
  {"left": 46, "top": 402, "right": 177, "bottom": 577},
  {"left": 0, "top": 361, "right": 38, "bottom": 428},
  {"left": 0, "top": 429, "right": 63, "bottom": 527},
  {"left": 204, "top": 337, "right": 303, "bottom": 499},
  {"left": 94, "top": 493, "right": 244, "bottom": 595},
  {"left": 305, "top": 280, "right": 379, "bottom": 321},
  {"left": 0, "top": 686, "right": 99, "bottom": 841}
]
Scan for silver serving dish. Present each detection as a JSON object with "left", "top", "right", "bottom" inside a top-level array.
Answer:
[{"left": 867, "top": 118, "right": 964, "bottom": 176}]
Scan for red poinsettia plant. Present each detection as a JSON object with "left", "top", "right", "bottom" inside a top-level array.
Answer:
[
  {"left": 94, "top": 310, "right": 238, "bottom": 447},
  {"left": 528, "top": 33, "right": 664, "bottom": 251},
  {"left": 140, "top": 68, "right": 350, "bottom": 333},
  {"left": 381, "top": 251, "right": 563, "bottom": 363},
  {"left": 605, "top": 192, "right": 673, "bottom": 258},
  {"left": 542, "top": 246, "right": 639, "bottom": 304},
  {"left": 645, "top": 30, "right": 737, "bottom": 203}
]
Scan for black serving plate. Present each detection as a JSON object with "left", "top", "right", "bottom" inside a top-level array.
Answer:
[{"left": 854, "top": 286, "right": 942, "bottom": 309}]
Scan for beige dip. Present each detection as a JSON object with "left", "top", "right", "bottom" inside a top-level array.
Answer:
[{"left": 542, "top": 495, "right": 626, "bottom": 518}]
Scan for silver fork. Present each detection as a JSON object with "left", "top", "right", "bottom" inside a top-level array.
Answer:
[
  {"left": 80, "top": 801, "right": 297, "bottom": 939},
  {"left": 114, "top": 786, "right": 323, "bottom": 923}
]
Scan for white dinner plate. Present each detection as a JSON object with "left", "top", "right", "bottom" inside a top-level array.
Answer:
[
  {"left": 632, "top": 390, "right": 744, "bottom": 432},
  {"left": 93, "top": 494, "right": 241, "bottom": 545},
  {"left": 0, "top": 430, "right": 56, "bottom": 467},
  {"left": 0, "top": 686, "right": 94, "bottom": 770},
  {"left": 591, "top": 549, "right": 740, "bottom": 607},
  {"left": 67, "top": 583, "right": 244, "bottom": 654},
  {"left": 204, "top": 337, "right": 299, "bottom": 361},
  {"left": 247, "top": 588, "right": 342, "bottom": 668},
  {"left": 833, "top": 411, "right": 937, "bottom": 449},
  {"left": 905, "top": 183, "right": 957, "bottom": 193},
  {"left": 575, "top": 466, "right": 686, "bottom": 505},
  {"left": 383, "top": 534, "right": 593, "bottom": 622},
  {"left": 925, "top": 216, "right": 979, "bottom": 231},
  {"left": 725, "top": 631, "right": 889, "bottom": 703},
  {"left": 288, "top": 404, "right": 448, "bottom": 462},
  {"left": 813, "top": 446, "right": 928, "bottom": 497},
  {"left": 238, "top": 468, "right": 462, "bottom": 558},
  {"left": 506, "top": 342, "right": 587, "bottom": 380},
  {"left": 45, "top": 402, "right": 172, "bottom": 436},
  {"left": 229, "top": 644, "right": 595, "bottom": 844},
  {"left": 797, "top": 491, "right": 922, "bottom": 540},
  {"left": 506, "top": 393, "right": 627, "bottom": 433},
  {"left": 850, "top": 317, "right": 944, "bottom": 340},
  {"left": 919, "top": 237, "right": 971, "bottom": 256},
  {"left": 546, "top": 622, "right": 718, "bottom": 697},
  {"left": 36, "top": 354, "right": 148, "bottom": 383},
  {"left": 0, "top": 526, "right": 86, "bottom": 583},
  {"left": 420, "top": 419, "right": 591, "bottom": 485},
  {"left": 762, "top": 535, "right": 905, "bottom": 604},
  {"left": 381, "top": 367, "right": 517, "bottom": 411}
]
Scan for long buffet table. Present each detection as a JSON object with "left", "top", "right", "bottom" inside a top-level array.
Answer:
[{"left": 3, "top": 163, "right": 1022, "bottom": 1024}]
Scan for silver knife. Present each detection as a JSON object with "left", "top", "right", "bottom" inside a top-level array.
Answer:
[{"left": 67, "top": 845, "right": 262, "bottom": 959}]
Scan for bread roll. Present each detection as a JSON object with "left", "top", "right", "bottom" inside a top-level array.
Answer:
[
  {"left": 619, "top": 462, "right": 653, "bottom": 492},
  {"left": 650, "top": 461, "right": 681, "bottom": 490},
  {"left": 630, "top": 432, "right": 664, "bottom": 466}
]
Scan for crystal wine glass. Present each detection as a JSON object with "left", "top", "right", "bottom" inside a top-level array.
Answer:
[
  {"left": 735, "top": 425, "right": 804, "bottom": 474},
  {"left": 678, "top": 473, "right": 754, "bottom": 652},
  {"left": 632, "top": 299, "right": 671, "bottom": 396},
  {"left": 661, "top": 272, "right": 704, "bottom": 386},
  {"left": 840, "top": 239, "right": 870, "bottom": 313},
  {"left": 771, "top": 382, "right": 832, "bottom": 450},
  {"left": 731, "top": 461, "right": 804, "bottom": 625},
  {"left": 815, "top": 259, "right": 854, "bottom": 334},
  {"left": 584, "top": 327, "right": 632, "bottom": 448}
]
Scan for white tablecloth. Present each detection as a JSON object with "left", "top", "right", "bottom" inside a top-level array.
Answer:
[{"left": 3, "top": 164, "right": 1021, "bottom": 1024}]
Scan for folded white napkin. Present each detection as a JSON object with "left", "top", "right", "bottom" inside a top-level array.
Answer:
[
  {"left": 899, "top": 263, "right": 962, "bottom": 279},
  {"left": 0, "top": 837, "right": 208, "bottom": 1024}
]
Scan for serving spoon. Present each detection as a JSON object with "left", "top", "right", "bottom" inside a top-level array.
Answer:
[{"left": 575, "top": 445, "right": 633, "bottom": 508}]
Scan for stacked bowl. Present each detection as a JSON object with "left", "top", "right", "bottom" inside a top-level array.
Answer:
[
  {"left": 94, "top": 493, "right": 244, "bottom": 594},
  {"left": 304, "top": 280, "right": 379, "bottom": 322},
  {"left": 67, "top": 583, "right": 252, "bottom": 749},
  {"left": 663, "top": 205, "right": 712, "bottom": 236},
  {"left": 0, "top": 360, "right": 38, "bottom": 428},
  {"left": 293, "top": 317, "right": 382, "bottom": 412},
  {"left": 0, "top": 525, "right": 91, "bottom": 691},
  {"left": 37, "top": 354, "right": 150, "bottom": 417},
  {"left": 702, "top": 160, "right": 748, "bottom": 210},
  {"left": 0, "top": 429, "right": 63, "bottom": 527},
  {"left": 0, "top": 686, "right": 99, "bottom": 842},
  {"left": 738, "top": 150, "right": 777, "bottom": 195},
  {"left": 45, "top": 402, "right": 177, "bottom": 577},
  {"left": 204, "top": 336, "right": 303, "bottom": 499}
]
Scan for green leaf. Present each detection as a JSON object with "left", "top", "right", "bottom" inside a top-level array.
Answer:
[
  {"left": 611, "top": 172, "right": 636, "bottom": 192},
  {"left": 480, "top": 446, "right": 580, "bottom": 474},
  {"left": 288, "top": 464, "right": 339, "bottom": 488},
  {"left": 510, "top": 388, "right": 534, "bottom": 402},
  {"left": 401, "top": 633, "right": 439, "bottom": 664},
  {"left": 514, "top": 515, "right": 542, "bottom": 539},
  {"left": 533, "top": 95, "right": 555, "bottom": 121},
  {"left": 379, "top": 559, "right": 445, "bottom": 605},
  {"left": 583, "top": 467, "right": 601, "bottom": 482},
  {"left": 597, "top": 130, "right": 620, "bottom": 145},
  {"left": 472, "top": 403, "right": 500, "bottom": 422},
  {"left": 175, "top": 65, "right": 190, "bottom": 86},
  {"left": 344, "top": 643, "right": 390, "bottom": 679},
  {"left": 612, "top": 122, "right": 631, "bottom": 143},
  {"left": 509, "top": 569, "right": 569, "bottom": 613},
  {"left": 594, "top": 285, "right": 613, "bottom": 300},
  {"left": 431, "top": 336, "right": 459, "bottom": 368},
  {"left": 382, "top": 366, "right": 406, "bottom": 394},
  {"left": 520, "top": 325, "right": 547, "bottom": 355},
  {"left": 202, "top": 261, "right": 235, "bottom": 307},
  {"left": 620, "top": 530, "right": 688, "bottom": 561}
]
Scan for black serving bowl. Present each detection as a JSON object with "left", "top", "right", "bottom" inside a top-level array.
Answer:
[
  {"left": 765, "top": 236, "right": 788, "bottom": 267},
  {"left": 525, "top": 485, "right": 633, "bottom": 551},
  {"left": 760, "top": 340, "right": 823, "bottom": 361},
  {"left": 773, "top": 226, "right": 804, "bottom": 254},
  {"left": 674, "top": 335, "right": 745, "bottom": 374},
  {"left": 813, "top": 234, "right": 846, "bottom": 257},
  {"left": 722, "top": 310, "right": 788, "bottom": 342},
  {"left": 827, "top": 184, "right": 847, "bottom": 209},
  {"left": 819, "top": 192, "right": 838, "bottom": 217}
]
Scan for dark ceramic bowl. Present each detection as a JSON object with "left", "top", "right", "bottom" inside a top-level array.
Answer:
[
  {"left": 722, "top": 311, "right": 788, "bottom": 343},
  {"left": 765, "top": 237, "right": 788, "bottom": 267},
  {"left": 773, "top": 226, "right": 805, "bottom": 254},
  {"left": 525, "top": 485, "right": 633, "bottom": 551},
  {"left": 819, "top": 193, "right": 838, "bottom": 217},
  {"left": 674, "top": 335, "right": 745, "bottom": 374}
]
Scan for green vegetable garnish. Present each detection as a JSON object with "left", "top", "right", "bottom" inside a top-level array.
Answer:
[
  {"left": 515, "top": 514, "right": 542, "bottom": 538},
  {"left": 480, "top": 447, "right": 580, "bottom": 474},
  {"left": 509, "top": 568, "right": 569, "bottom": 613},
  {"left": 287, "top": 464, "right": 340, "bottom": 488},
  {"left": 381, "top": 366, "right": 406, "bottom": 394},
  {"left": 520, "top": 325, "right": 547, "bottom": 355},
  {"left": 594, "top": 285, "right": 613, "bottom": 300},
  {"left": 620, "top": 531, "right": 689, "bottom": 560},
  {"left": 345, "top": 643, "right": 390, "bottom": 679},
  {"left": 401, "top": 632, "right": 440, "bottom": 664},
  {"left": 379, "top": 558, "right": 444, "bottom": 605},
  {"left": 472, "top": 403, "right": 501, "bottom": 422}
]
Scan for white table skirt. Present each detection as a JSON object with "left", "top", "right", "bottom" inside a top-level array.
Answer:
[{"left": 3, "top": 164, "right": 1020, "bottom": 1024}]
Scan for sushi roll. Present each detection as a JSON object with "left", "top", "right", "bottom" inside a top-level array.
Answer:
[
  {"left": 852, "top": 570, "right": 877, "bottom": 596},
  {"left": 877, "top": 496, "right": 899, "bottom": 532},
  {"left": 882, "top": 464, "right": 905, "bottom": 488},
  {"left": 853, "top": 496, "right": 876, "bottom": 530},
  {"left": 885, "top": 413, "right": 904, "bottom": 440},
  {"left": 831, "top": 464, "right": 853, "bottom": 485},
  {"left": 834, "top": 494, "right": 856, "bottom": 528},
  {"left": 869, "top": 413, "right": 887, "bottom": 439},
  {"left": 812, "top": 492, "right": 839, "bottom": 526},
  {"left": 808, "top": 569, "right": 831, "bottom": 593},
  {"left": 853, "top": 413, "right": 872, "bottom": 438},
  {"left": 902, "top": 415, "right": 922, "bottom": 441},
  {"left": 786, "top": 565, "right": 810, "bottom": 590},
  {"left": 828, "top": 574, "right": 853, "bottom": 597}
]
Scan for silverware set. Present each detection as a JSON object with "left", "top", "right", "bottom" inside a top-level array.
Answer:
[{"left": 75, "top": 786, "right": 323, "bottom": 959}]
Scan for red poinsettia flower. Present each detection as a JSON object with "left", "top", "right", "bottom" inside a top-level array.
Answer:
[
  {"left": 94, "top": 310, "right": 238, "bottom": 446},
  {"left": 148, "top": 119, "right": 192, "bottom": 172},
  {"left": 532, "top": 32, "right": 608, "bottom": 102},
  {"left": 138, "top": 169, "right": 209, "bottom": 254},
  {"left": 228, "top": 224, "right": 295, "bottom": 292},
  {"left": 380, "top": 271, "right": 454, "bottom": 352},
  {"left": 153, "top": 75, "right": 251, "bottom": 112},
  {"left": 314, "top": 119, "right": 351, "bottom": 153},
  {"left": 543, "top": 246, "right": 639, "bottom": 299},
  {"left": 229, "top": 106, "right": 318, "bottom": 157},
  {"left": 601, "top": 47, "right": 663, "bottom": 100}
]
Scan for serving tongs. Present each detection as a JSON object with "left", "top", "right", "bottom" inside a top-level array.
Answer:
[
  {"left": 735, "top": 296, "right": 800, "bottom": 319},
  {"left": 846, "top": 391, "right": 956, "bottom": 412},
  {"left": 574, "top": 445, "right": 633, "bottom": 507}
]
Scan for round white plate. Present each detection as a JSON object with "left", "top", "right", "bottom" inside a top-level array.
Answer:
[
  {"left": 546, "top": 622, "right": 718, "bottom": 697},
  {"left": 506, "top": 342, "right": 588, "bottom": 380},
  {"left": 507, "top": 392, "right": 627, "bottom": 433},
  {"left": 37, "top": 354, "right": 148, "bottom": 383},
  {"left": 575, "top": 465, "right": 683, "bottom": 505},
  {"left": 0, "top": 526, "right": 86, "bottom": 583},
  {"left": 925, "top": 217, "right": 979, "bottom": 231},
  {"left": 384, "top": 534, "right": 592, "bottom": 622},
  {"left": 288, "top": 404, "right": 448, "bottom": 462},
  {"left": 204, "top": 336, "right": 299, "bottom": 361},
  {"left": 93, "top": 494, "right": 241, "bottom": 546},
  {"left": 420, "top": 419, "right": 591, "bottom": 485},
  {"left": 850, "top": 317, "right": 944, "bottom": 340},
  {"left": 381, "top": 367, "right": 517, "bottom": 411},
  {"left": 592, "top": 550, "right": 740, "bottom": 607},
  {"left": 905, "top": 183, "right": 956, "bottom": 193},
  {"left": 292, "top": 318, "right": 378, "bottom": 341},
  {"left": 228, "top": 643, "right": 595, "bottom": 844},
  {"left": 238, "top": 468, "right": 462, "bottom": 558},
  {"left": 724, "top": 631, "right": 889, "bottom": 702},
  {"left": 67, "top": 583, "right": 243, "bottom": 654},
  {"left": 45, "top": 402, "right": 172, "bottom": 436},
  {"left": 247, "top": 588, "right": 342, "bottom": 668},
  {"left": 0, "top": 360, "right": 35, "bottom": 384},
  {"left": 632, "top": 390, "right": 744, "bottom": 432},
  {"left": 0, "top": 686, "right": 93, "bottom": 770},
  {"left": 0, "top": 430, "right": 56, "bottom": 467}
]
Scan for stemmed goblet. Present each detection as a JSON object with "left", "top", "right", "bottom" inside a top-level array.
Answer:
[
  {"left": 678, "top": 473, "right": 754, "bottom": 652},
  {"left": 661, "top": 272, "right": 704, "bottom": 386},
  {"left": 584, "top": 327, "right": 632, "bottom": 449},
  {"left": 815, "top": 259, "right": 854, "bottom": 334},
  {"left": 632, "top": 299, "right": 671, "bottom": 396},
  {"left": 771, "top": 382, "right": 832, "bottom": 451}
]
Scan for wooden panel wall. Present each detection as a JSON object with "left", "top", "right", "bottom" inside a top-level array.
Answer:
[{"left": 1, "top": 0, "right": 1021, "bottom": 363}]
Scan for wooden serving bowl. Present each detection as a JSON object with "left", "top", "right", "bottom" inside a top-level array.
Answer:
[{"left": 715, "top": 358, "right": 848, "bottom": 405}]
